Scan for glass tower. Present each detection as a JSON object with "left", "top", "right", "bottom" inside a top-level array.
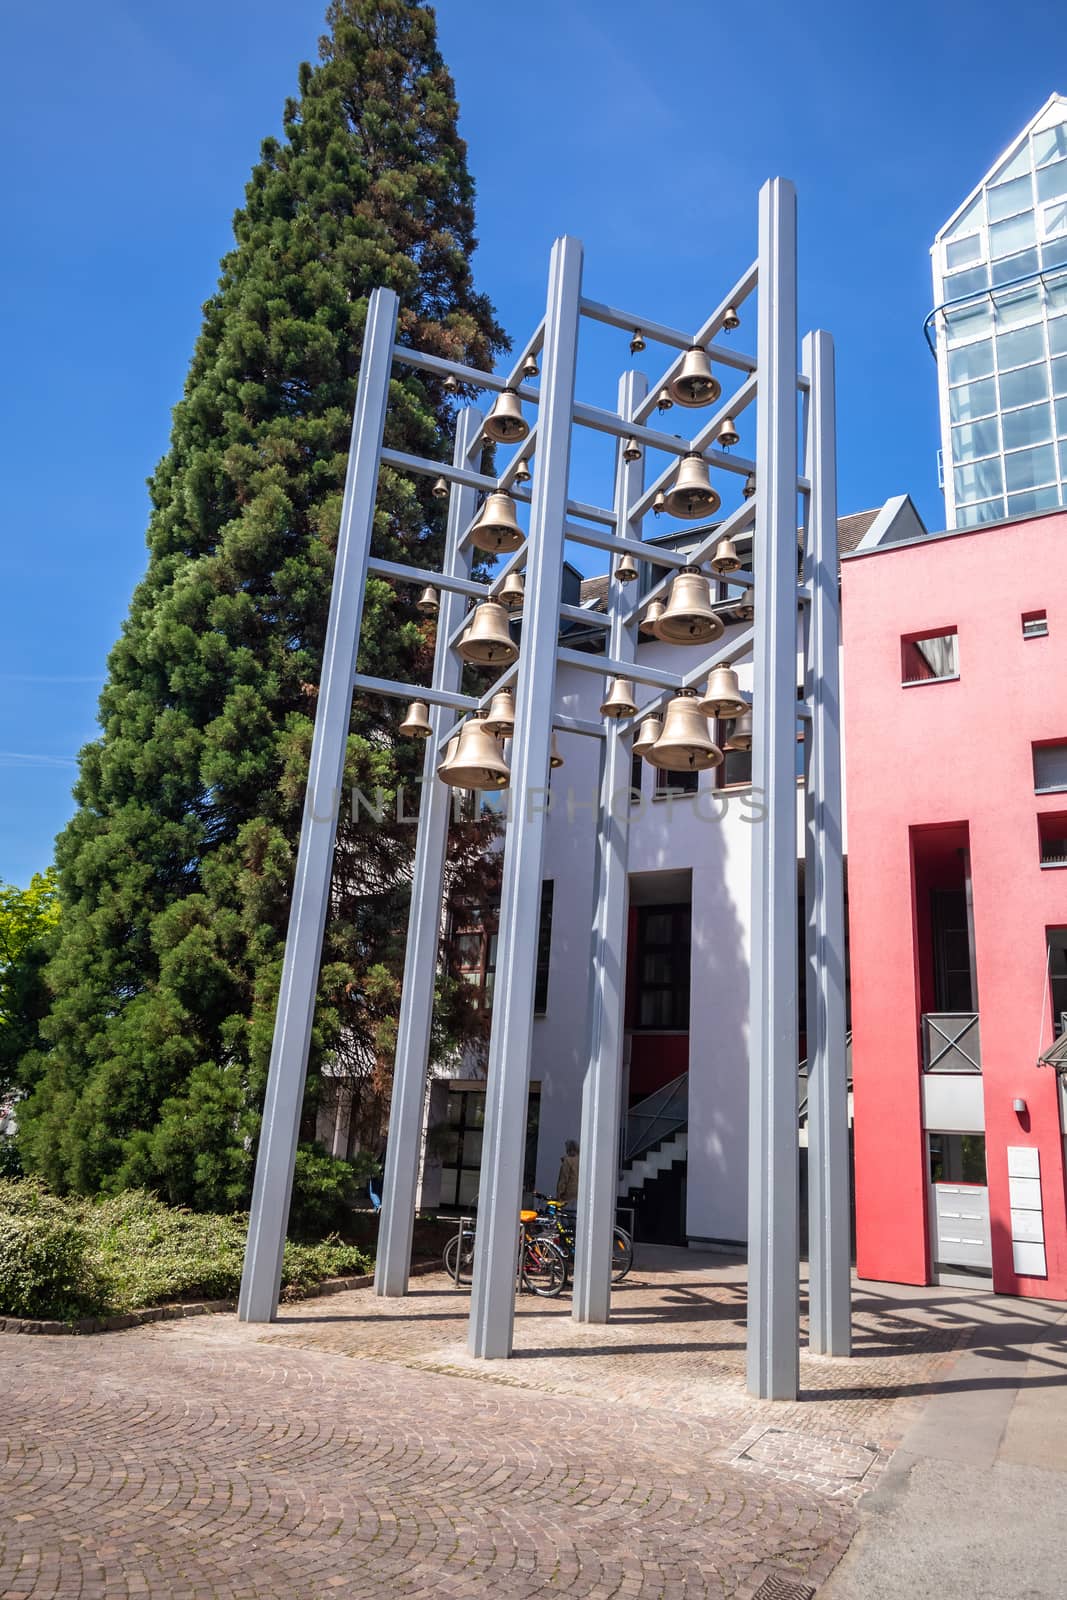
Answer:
[{"left": 932, "top": 94, "right": 1067, "bottom": 529}]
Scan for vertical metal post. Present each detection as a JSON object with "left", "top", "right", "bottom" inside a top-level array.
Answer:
[
  {"left": 802, "top": 330, "right": 851, "bottom": 1357},
  {"left": 746, "top": 179, "right": 800, "bottom": 1399},
  {"left": 375, "top": 405, "right": 483, "bottom": 1297},
  {"left": 239, "top": 287, "right": 399, "bottom": 1322},
  {"left": 573, "top": 369, "right": 646, "bottom": 1324},
  {"left": 468, "top": 235, "right": 584, "bottom": 1359}
]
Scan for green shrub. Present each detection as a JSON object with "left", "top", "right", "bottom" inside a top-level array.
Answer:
[
  {"left": 288, "top": 1143, "right": 361, "bottom": 1240},
  {"left": 0, "top": 1134, "right": 23, "bottom": 1179},
  {"left": 0, "top": 1212, "right": 105, "bottom": 1321}
]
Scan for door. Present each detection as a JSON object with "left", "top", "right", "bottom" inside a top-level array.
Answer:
[{"left": 928, "top": 1132, "right": 991, "bottom": 1273}]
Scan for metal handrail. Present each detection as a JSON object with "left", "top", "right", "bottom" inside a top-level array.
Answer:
[{"left": 622, "top": 1072, "right": 688, "bottom": 1162}]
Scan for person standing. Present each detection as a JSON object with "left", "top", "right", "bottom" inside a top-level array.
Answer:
[{"left": 556, "top": 1139, "right": 580, "bottom": 1207}]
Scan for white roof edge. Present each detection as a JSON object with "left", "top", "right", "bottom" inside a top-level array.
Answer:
[
  {"left": 853, "top": 494, "right": 918, "bottom": 551},
  {"left": 934, "top": 92, "right": 1067, "bottom": 244}
]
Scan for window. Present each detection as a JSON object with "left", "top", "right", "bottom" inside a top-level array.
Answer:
[
  {"left": 997, "top": 322, "right": 1045, "bottom": 369},
  {"left": 630, "top": 751, "right": 644, "bottom": 807},
  {"left": 902, "top": 629, "right": 959, "bottom": 684},
  {"left": 1034, "top": 742, "right": 1067, "bottom": 794},
  {"left": 952, "top": 416, "right": 1000, "bottom": 461},
  {"left": 1000, "top": 362, "right": 1048, "bottom": 409},
  {"left": 946, "top": 234, "right": 983, "bottom": 269},
  {"left": 945, "top": 302, "right": 992, "bottom": 346},
  {"left": 450, "top": 880, "right": 553, "bottom": 1016},
  {"left": 1022, "top": 609, "right": 1049, "bottom": 638},
  {"left": 956, "top": 498, "right": 1003, "bottom": 528},
  {"left": 944, "top": 264, "right": 989, "bottom": 301},
  {"left": 992, "top": 247, "right": 1039, "bottom": 286},
  {"left": 1038, "top": 158, "right": 1067, "bottom": 205},
  {"left": 634, "top": 904, "right": 690, "bottom": 1030},
  {"left": 1002, "top": 403, "right": 1052, "bottom": 451},
  {"left": 1050, "top": 930, "right": 1067, "bottom": 1035},
  {"left": 990, "top": 211, "right": 1035, "bottom": 259},
  {"left": 929, "top": 1133, "right": 987, "bottom": 1185},
  {"left": 1005, "top": 443, "right": 1057, "bottom": 492},
  {"left": 948, "top": 338, "right": 993, "bottom": 385},
  {"left": 995, "top": 283, "right": 1042, "bottom": 328},
  {"left": 437, "top": 1085, "right": 540, "bottom": 1210},
  {"left": 1034, "top": 124, "right": 1067, "bottom": 168},
  {"left": 534, "top": 881, "right": 553, "bottom": 1015},
  {"left": 949, "top": 376, "right": 997, "bottom": 423},
  {"left": 988, "top": 173, "right": 1033, "bottom": 222},
  {"left": 718, "top": 717, "right": 752, "bottom": 786},
  {"left": 654, "top": 766, "right": 699, "bottom": 798},
  {"left": 1007, "top": 486, "right": 1060, "bottom": 517},
  {"left": 954, "top": 456, "right": 1003, "bottom": 502},
  {"left": 1039, "top": 814, "right": 1067, "bottom": 866}
]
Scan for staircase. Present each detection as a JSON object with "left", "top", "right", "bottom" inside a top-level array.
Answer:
[{"left": 617, "top": 1129, "right": 687, "bottom": 1197}]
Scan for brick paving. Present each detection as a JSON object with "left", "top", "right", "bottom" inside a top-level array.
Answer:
[{"left": 0, "top": 1251, "right": 969, "bottom": 1600}]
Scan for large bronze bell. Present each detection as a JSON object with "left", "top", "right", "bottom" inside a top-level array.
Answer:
[
  {"left": 484, "top": 388, "right": 529, "bottom": 443},
  {"left": 654, "top": 566, "right": 724, "bottom": 645},
  {"left": 436, "top": 716, "right": 510, "bottom": 790},
  {"left": 416, "top": 585, "right": 440, "bottom": 615},
  {"left": 716, "top": 416, "right": 740, "bottom": 449},
  {"left": 664, "top": 453, "right": 721, "bottom": 519},
  {"left": 697, "top": 664, "right": 747, "bottom": 718},
  {"left": 498, "top": 570, "right": 525, "bottom": 611},
  {"left": 725, "top": 710, "right": 753, "bottom": 750},
  {"left": 639, "top": 599, "right": 665, "bottom": 636},
  {"left": 710, "top": 536, "right": 740, "bottom": 575},
  {"left": 668, "top": 346, "right": 721, "bottom": 408},
  {"left": 484, "top": 686, "right": 516, "bottom": 737},
  {"left": 471, "top": 490, "right": 524, "bottom": 553},
  {"left": 600, "top": 677, "right": 637, "bottom": 719},
  {"left": 615, "top": 552, "right": 638, "bottom": 583},
  {"left": 633, "top": 714, "right": 663, "bottom": 758},
  {"left": 456, "top": 600, "right": 519, "bottom": 666},
  {"left": 399, "top": 699, "right": 433, "bottom": 738},
  {"left": 647, "top": 691, "right": 722, "bottom": 772}
]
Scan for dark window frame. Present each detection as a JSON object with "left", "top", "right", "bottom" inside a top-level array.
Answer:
[
  {"left": 901, "top": 627, "right": 960, "bottom": 685},
  {"left": 633, "top": 903, "right": 691, "bottom": 1031}
]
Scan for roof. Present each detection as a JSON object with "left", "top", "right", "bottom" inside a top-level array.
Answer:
[{"left": 935, "top": 92, "right": 1067, "bottom": 244}]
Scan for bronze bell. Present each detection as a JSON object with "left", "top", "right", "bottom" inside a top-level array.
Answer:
[
  {"left": 697, "top": 664, "right": 747, "bottom": 718},
  {"left": 600, "top": 677, "right": 637, "bottom": 719},
  {"left": 639, "top": 599, "right": 665, "bottom": 636},
  {"left": 716, "top": 416, "right": 740, "bottom": 449},
  {"left": 432, "top": 475, "right": 449, "bottom": 500},
  {"left": 630, "top": 328, "right": 647, "bottom": 354},
  {"left": 652, "top": 491, "right": 667, "bottom": 516},
  {"left": 436, "top": 716, "right": 510, "bottom": 790},
  {"left": 416, "top": 585, "right": 440, "bottom": 616},
  {"left": 654, "top": 566, "right": 724, "bottom": 645},
  {"left": 521, "top": 353, "right": 539, "bottom": 379},
  {"left": 710, "top": 536, "right": 741, "bottom": 575},
  {"left": 484, "top": 387, "right": 529, "bottom": 443},
  {"left": 722, "top": 305, "right": 741, "bottom": 332},
  {"left": 633, "top": 714, "right": 663, "bottom": 759},
  {"left": 444, "top": 373, "right": 459, "bottom": 394},
  {"left": 664, "top": 453, "right": 721, "bottom": 520},
  {"left": 622, "top": 437, "right": 642, "bottom": 463},
  {"left": 647, "top": 691, "right": 722, "bottom": 772},
  {"left": 742, "top": 472, "right": 756, "bottom": 500},
  {"left": 498, "top": 570, "right": 525, "bottom": 611},
  {"left": 668, "top": 346, "right": 721, "bottom": 408},
  {"left": 615, "top": 552, "right": 639, "bottom": 583},
  {"left": 471, "top": 490, "right": 524, "bottom": 553},
  {"left": 456, "top": 600, "right": 519, "bottom": 666},
  {"left": 735, "top": 599, "right": 755, "bottom": 622},
  {"left": 726, "top": 710, "right": 753, "bottom": 751},
  {"left": 399, "top": 699, "right": 433, "bottom": 739},
  {"left": 484, "top": 686, "right": 516, "bottom": 737},
  {"left": 550, "top": 731, "right": 564, "bottom": 769},
  {"left": 513, "top": 457, "right": 531, "bottom": 484},
  {"left": 655, "top": 388, "right": 674, "bottom": 412}
]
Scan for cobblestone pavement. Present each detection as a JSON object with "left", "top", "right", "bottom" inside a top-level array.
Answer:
[{"left": 0, "top": 1252, "right": 971, "bottom": 1600}]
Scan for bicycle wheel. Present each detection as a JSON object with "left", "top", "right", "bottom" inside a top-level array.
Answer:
[
  {"left": 610, "top": 1226, "right": 634, "bottom": 1283},
  {"left": 443, "top": 1229, "right": 476, "bottom": 1285},
  {"left": 521, "top": 1235, "right": 567, "bottom": 1297}
]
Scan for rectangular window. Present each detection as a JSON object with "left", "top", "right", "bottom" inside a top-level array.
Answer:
[
  {"left": 952, "top": 417, "right": 1000, "bottom": 461},
  {"left": 995, "top": 284, "right": 1042, "bottom": 329},
  {"left": 630, "top": 751, "right": 644, "bottom": 807},
  {"left": 1000, "top": 362, "right": 1049, "bottom": 409},
  {"left": 1057, "top": 394, "right": 1067, "bottom": 434},
  {"left": 947, "top": 338, "right": 994, "bottom": 385},
  {"left": 534, "top": 880, "right": 553, "bottom": 1015},
  {"left": 988, "top": 172, "right": 1034, "bottom": 222},
  {"left": 946, "top": 234, "right": 983, "bottom": 269},
  {"left": 1023, "top": 609, "right": 1049, "bottom": 638},
  {"left": 949, "top": 375, "right": 997, "bottom": 423},
  {"left": 955, "top": 498, "right": 1004, "bottom": 527},
  {"left": 929, "top": 1133, "right": 987, "bottom": 1185},
  {"left": 1007, "top": 486, "right": 1060, "bottom": 517},
  {"left": 945, "top": 302, "right": 993, "bottom": 345},
  {"left": 1005, "top": 443, "right": 1057, "bottom": 492},
  {"left": 1052, "top": 356, "right": 1067, "bottom": 397},
  {"left": 990, "top": 211, "right": 1036, "bottom": 258},
  {"left": 992, "top": 247, "right": 1039, "bottom": 286},
  {"left": 998, "top": 322, "right": 1046, "bottom": 369},
  {"left": 1002, "top": 403, "right": 1053, "bottom": 451},
  {"left": 1039, "top": 813, "right": 1067, "bottom": 866},
  {"left": 944, "top": 264, "right": 989, "bottom": 300},
  {"left": 718, "top": 717, "right": 753, "bottom": 786},
  {"left": 902, "top": 629, "right": 959, "bottom": 684},
  {"left": 954, "top": 456, "right": 1003, "bottom": 502},
  {"left": 1034, "top": 741, "right": 1067, "bottom": 794},
  {"left": 1037, "top": 158, "right": 1067, "bottom": 205},
  {"left": 1034, "top": 124, "right": 1067, "bottom": 168},
  {"left": 1044, "top": 236, "right": 1067, "bottom": 272},
  {"left": 1047, "top": 273, "right": 1067, "bottom": 313},
  {"left": 634, "top": 904, "right": 691, "bottom": 1031},
  {"left": 654, "top": 766, "right": 699, "bottom": 798},
  {"left": 1050, "top": 319, "right": 1067, "bottom": 358},
  {"left": 1050, "top": 930, "right": 1067, "bottom": 1036}
]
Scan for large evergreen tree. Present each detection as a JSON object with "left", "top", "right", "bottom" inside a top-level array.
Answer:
[{"left": 18, "top": 0, "right": 506, "bottom": 1207}]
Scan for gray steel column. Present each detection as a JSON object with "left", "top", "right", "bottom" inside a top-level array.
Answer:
[
  {"left": 239, "top": 287, "right": 399, "bottom": 1322},
  {"left": 746, "top": 179, "right": 800, "bottom": 1399},
  {"left": 801, "top": 331, "right": 851, "bottom": 1357},
  {"left": 468, "top": 235, "right": 584, "bottom": 1359},
  {"left": 573, "top": 369, "right": 647, "bottom": 1324},
  {"left": 375, "top": 405, "right": 483, "bottom": 1297}
]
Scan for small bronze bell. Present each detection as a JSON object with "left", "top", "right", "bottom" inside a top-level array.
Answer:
[
  {"left": 622, "top": 437, "right": 642, "bottom": 463},
  {"left": 484, "top": 686, "right": 516, "bottom": 737},
  {"left": 456, "top": 600, "right": 519, "bottom": 666},
  {"left": 639, "top": 599, "right": 665, "bottom": 636},
  {"left": 615, "top": 553, "right": 639, "bottom": 583},
  {"left": 647, "top": 691, "right": 722, "bottom": 772},
  {"left": 443, "top": 373, "right": 459, "bottom": 394},
  {"left": 471, "top": 490, "right": 524, "bottom": 553},
  {"left": 726, "top": 710, "right": 753, "bottom": 751},
  {"left": 664, "top": 453, "right": 721, "bottom": 520},
  {"left": 654, "top": 566, "right": 724, "bottom": 646},
  {"left": 550, "top": 731, "right": 564, "bottom": 770},
  {"left": 436, "top": 716, "right": 510, "bottom": 790},
  {"left": 521, "top": 353, "right": 539, "bottom": 379},
  {"left": 655, "top": 388, "right": 674, "bottom": 412},
  {"left": 633, "top": 714, "right": 663, "bottom": 759},
  {"left": 416, "top": 585, "right": 440, "bottom": 616},
  {"left": 697, "top": 664, "right": 747, "bottom": 718},
  {"left": 742, "top": 472, "right": 756, "bottom": 500},
  {"left": 513, "top": 457, "right": 532, "bottom": 484},
  {"left": 716, "top": 416, "right": 740, "bottom": 449},
  {"left": 652, "top": 491, "right": 667, "bottom": 516},
  {"left": 399, "top": 699, "right": 433, "bottom": 738},
  {"left": 432, "top": 476, "right": 449, "bottom": 500},
  {"left": 710, "top": 536, "right": 741, "bottom": 575},
  {"left": 498, "top": 570, "right": 525, "bottom": 611},
  {"left": 722, "top": 305, "right": 741, "bottom": 332},
  {"left": 484, "top": 388, "right": 529, "bottom": 443},
  {"left": 630, "top": 328, "right": 647, "bottom": 354},
  {"left": 600, "top": 678, "right": 637, "bottom": 719},
  {"left": 668, "top": 346, "right": 721, "bottom": 408},
  {"left": 734, "top": 599, "right": 755, "bottom": 622}
]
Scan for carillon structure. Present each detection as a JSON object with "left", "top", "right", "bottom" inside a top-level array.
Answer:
[{"left": 237, "top": 177, "right": 849, "bottom": 1402}]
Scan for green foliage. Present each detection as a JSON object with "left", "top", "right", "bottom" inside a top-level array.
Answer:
[
  {"left": 0, "top": 869, "right": 61, "bottom": 1097},
  {"left": 0, "top": 1180, "right": 371, "bottom": 1319},
  {"left": 20, "top": 0, "right": 506, "bottom": 1205}
]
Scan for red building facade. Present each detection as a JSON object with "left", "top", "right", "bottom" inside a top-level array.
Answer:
[{"left": 843, "top": 509, "right": 1067, "bottom": 1300}]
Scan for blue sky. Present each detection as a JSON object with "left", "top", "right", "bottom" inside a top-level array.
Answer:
[{"left": 2, "top": 0, "right": 1064, "bottom": 885}]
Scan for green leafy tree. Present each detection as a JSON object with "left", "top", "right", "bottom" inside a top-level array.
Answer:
[
  {"left": 0, "top": 870, "right": 61, "bottom": 1102},
  {"left": 19, "top": 0, "right": 506, "bottom": 1208}
]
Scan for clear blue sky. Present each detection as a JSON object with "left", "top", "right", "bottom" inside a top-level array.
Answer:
[{"left": 1, "top": 0, "right": 1063, "bottom": 886}]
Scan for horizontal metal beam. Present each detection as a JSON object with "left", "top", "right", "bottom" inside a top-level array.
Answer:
[
  {"left": 381, "top": 447, "right": 499, "bottom": 495},
  {"left": 633, "top": 260, "right": 760, "bottom": 425},
  {"left": 557, "top": 645, "right": 681, "bottom": 691},
  {"left": 616, "top": 627, "right": 756, "bottom": 733},
  {"left": 630, "top": 373, "right": 759, "bottom": 522},
  {"left": 554, "top": 712, "right": 606, "bottom": 738},
  {"left": 559, "top": 602, "right": 610, "bottom": 630},
  {"left": 391, "top": 344, "right": 539, "bottom": 403},
  {"left": 623, "top": 498, "right": 757, "bottom": 626},
  {"left": 562, "top": 523, "right": 691, "bottom": 570},
  {"left": 573, "top": 402, "right": 701, "bottom": 458},
  {"left": 579, "top": 298, "right": 692, "bottom": 351},
  {"left": 352, "top": 672, "right": 477, "bottom": 713},
  {"left": 367, "top": 556, "right": 486, "bottom": 601}
]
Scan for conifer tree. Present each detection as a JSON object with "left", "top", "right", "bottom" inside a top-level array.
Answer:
[{"left": 18, "top": 0, "right": 506, "bottom": 1208}]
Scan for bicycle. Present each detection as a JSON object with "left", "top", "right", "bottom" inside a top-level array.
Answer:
[
  {"left": 531, "top": 1194, "right": 634, "bottom": 1284},
  {"left": 443, "top": 1211, "right": 567, "bottom": 1297}
]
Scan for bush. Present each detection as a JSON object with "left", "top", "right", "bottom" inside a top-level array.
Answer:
[
  {"left": 0, "top": 1212, "right": 105, "bottom": 1321},
  {"left": 288, "top": 1143, "right": 361, "bottom": 1239}
]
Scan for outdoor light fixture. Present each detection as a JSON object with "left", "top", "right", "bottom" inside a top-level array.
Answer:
[
  {"left": 483, "top": 387, "right": 529, "bottom": 443},
  {"left": 632, "top": 714, "right": 663, "bottom": 758},
  {"left": 432, "top": 476, "right": 449, "bottom": 499},
  {"left": 622, "top": 437, "right": 642, "bottom": 462},
  {"left": 522, "top": 353, "right": 539, "bottom": 379},
  {"left": 639, "top": 599, "right": 665, "bottom": 635},
  {"left": 399, "top": 700, "right": 433, "bottom": 738},
  {"left": 668, "top": 346, "right": 721, "bottom": 407},
  {"left": 698, "top": 664, "right": 747, "bottom": 718},
  {"left": 654, "top": 566, "right": 724, "bottom": 645},
  {"left": 629, "top": 328, "right": 646, "bottom": 353},
  {"left": 664, "top": 452, "right": 721, "bottom": 519},
  {"left": 471, "top": 490, "right": 524, "bottom": 553},
  {"left": 726, "top": 709, "right": 753, "bottom": 750},
  {"left": 722, "top": 305, "right": 741, "bottom": 331},
  {"left": 456, "top": 600, "right": 519, "bottom": 666},
  {"left": 655, "top": 388, "right": 674, "bottom": 412},
  {"left": 716, "top": 416, "right": 740, "bottom": 449},
  {"left": 416, "top": 585, "right": 440, "bottom": 615},
  {"left": 436, "top": 716, "right": 510, "bottom": 790},
  {"left": 710, "top": 535, "right": 741, "bottom": 575},
  {"left": 600, "top": 678, "right": 638, "bottom": 719},
  {"left": 498, "top": 570, "right": 525, "bottom": 611},
  {"left": 646, "top": 690, "right": 722, "bottom": 772},
  {"left": 742, "top": 472, "right": 756, "bottom": 500},
  {"left": 484, "top": 686, "right": 516, "bottom": 737},
  {"left": 614, "top": 553, "right": 639, "bottom": 582},
  {"left": 1013, "top": 1097, "right": 1027, "bottom": 1114}
]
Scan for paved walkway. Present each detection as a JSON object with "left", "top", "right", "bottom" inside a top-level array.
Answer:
[{"left": 1, "top": 1248, "right": 1062, "bottom": 1599}]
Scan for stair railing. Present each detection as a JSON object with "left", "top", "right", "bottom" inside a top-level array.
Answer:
[{"left": 622, "top": 1073, "right": 688, "bottom": 1164}]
